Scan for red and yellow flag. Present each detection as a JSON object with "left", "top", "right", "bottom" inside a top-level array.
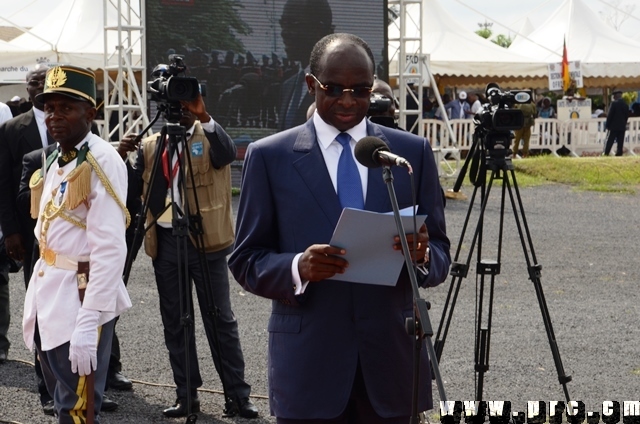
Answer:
[{"left": 562, "top": 37, "right": 571, "bottom": 92}]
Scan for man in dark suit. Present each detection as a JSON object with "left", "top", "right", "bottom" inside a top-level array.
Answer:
[
  {"left": 0, "top": 67, "right": 50, "bottom": 282},
  {"left": 277, "top": 0, "right": 334, "bottom": 130},
  {"left": 229, "top": 33, "right": 450, "bottom": 423},
  {"left": 604, "top": 89, "right": 630, "bottom": 156},
  {"left": 0, "top": 66, "right": 56, "bottom": 414}
]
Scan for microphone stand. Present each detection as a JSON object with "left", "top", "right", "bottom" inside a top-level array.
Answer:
[{"left": 380, "top": 165, "right": 447, "bottom": 423}]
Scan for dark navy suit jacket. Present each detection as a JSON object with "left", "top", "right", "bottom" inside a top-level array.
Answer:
[{"left": 229, "top": 118, "right": 450, "bottom": 419}]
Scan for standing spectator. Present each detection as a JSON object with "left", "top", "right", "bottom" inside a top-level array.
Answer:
[
  {"left": 434, "top": 93, "right": 451, "bottom": 120},
  {"left": 465, "top": 92, "right": 483, "bottom": 118},
  {"left": 538, "top": 97, "right": 556, "bottom": 119},
  {"left": 447, "top": 91, "right": 469, "bottom": 120},
  {"left": 512, "top": 97, "right": 537, "bottom": 158},
  {"left": 117, "top": 93, "right": 258, "bottom": 419},
  {"left": 604, "top": 90, "right": 630, "bottom": 156},
  {"left": 0, "top": 103, "right": 13, "bottom": 354},
  {"left": 229, "top": 32, "right": 450, "bottom": 423}
]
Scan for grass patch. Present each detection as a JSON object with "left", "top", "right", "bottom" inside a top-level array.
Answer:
[{"left": 444, "top": 156, "right": 640, "bottom": 194}]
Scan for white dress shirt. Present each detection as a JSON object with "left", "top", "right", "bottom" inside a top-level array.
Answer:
[
  {"left": 32, "top": 107, "right": 50, "bottom": 148},
  {"left": 291, "top": 112, "right": 369, "bottom": 293}
]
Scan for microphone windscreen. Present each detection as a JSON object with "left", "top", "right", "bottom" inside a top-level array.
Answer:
[{"left": 354, "top": 136, "right": 389, "bottom": 168}]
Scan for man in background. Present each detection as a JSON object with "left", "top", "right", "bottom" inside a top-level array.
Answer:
[
  {"left": 603, "top": 89, "right": 629, "bottom": 156},
  {"left": 117, "top": 91, "right": 258, "bottom": 419},
  {"left": 0, "top": 100, "right": 14, "bottom": 366},
  {"left": 512, "top": 96, "right": 537, "bottom": 158},
  {"left": 0, "top": 66, "right": 56, "bottom": 414},
  {"left": 278, "top": 0, "right": 334, "bottom": 130}
]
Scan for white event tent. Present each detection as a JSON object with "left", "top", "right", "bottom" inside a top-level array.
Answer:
[
  {"left": 1, "top": 0, "right": 141, "bottom": 83},
  {"left": 508, "top": 0, "right": 640, "bottom": 88},
  {"left": 389, "top": 0, "right": 549, "bottom": 90}
]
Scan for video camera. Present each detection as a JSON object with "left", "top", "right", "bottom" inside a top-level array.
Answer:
[
  {"left": 368, "top": 93, "right": 394, "bottom": 116},
  {"left": 367, "top": 92, "right": 397, "bottom": 129},
  {"left": 147, "top": 55, "right": 202, "bottom": 122},
  {"left": 474, "top": 83, "right": 531, "bottom": 155}
]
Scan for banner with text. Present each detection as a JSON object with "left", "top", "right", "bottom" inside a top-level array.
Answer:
[{"left": 548, "top": 61, "right": 583, "bottom": 91}]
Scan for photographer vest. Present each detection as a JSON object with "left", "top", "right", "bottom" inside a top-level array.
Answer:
[{"left": 141, "top": 122, "right": 234, "bottom": 259}]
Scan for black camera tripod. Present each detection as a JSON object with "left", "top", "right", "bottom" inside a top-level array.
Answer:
[
  {"left": 122, "top": 111, "right": 232, "bottom": 423},
  {"left": 434, "top": 130, "right": 572, "bottom": 403}
]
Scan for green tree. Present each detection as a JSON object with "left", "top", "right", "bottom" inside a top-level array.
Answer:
[
  {"left": 476, "top": 28, "right": 492, "bottom": 39},
  {"left": 492, "top": 34, "right": 513, "bottom": 48},
  {"left": 476, "top": 20, "right": 493, "bottom": 39}
]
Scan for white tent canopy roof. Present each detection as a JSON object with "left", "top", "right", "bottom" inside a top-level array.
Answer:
[
  {"left": 7, "top": 0, "right": 141, "bottom": 71},
  {"left": 389, "top": 0, "right": 548, "bottom": 88},
  {"left": 509, "top": 0, "right": 640, "bottom": 83}
]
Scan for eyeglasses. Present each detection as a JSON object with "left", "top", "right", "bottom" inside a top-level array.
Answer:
[{"left": 308, "top": 74, "right": 372, "bottom": 98}]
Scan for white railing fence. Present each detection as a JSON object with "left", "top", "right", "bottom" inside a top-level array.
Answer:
[{"left": 424, "top": 117, "right": 640, "bottom": 157}]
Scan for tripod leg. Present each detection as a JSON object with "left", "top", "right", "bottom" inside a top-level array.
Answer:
[{"left": 505, "top": 169, "right": 572, "bottom": 402}]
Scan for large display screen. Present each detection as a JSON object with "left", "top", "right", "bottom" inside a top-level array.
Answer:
[{"left": 146, "top": 0, "right": 387, "bottom": 145}]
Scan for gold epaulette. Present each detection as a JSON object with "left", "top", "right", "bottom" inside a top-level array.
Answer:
[
  {"left": 29, "top": 169, "right": 44, "bottom": 219},
  {"left": 85, "top": 152, "right": 131, "bottom": 228},
  {"left": 65, "top": 161, "right": 92, "bottom": 210}
]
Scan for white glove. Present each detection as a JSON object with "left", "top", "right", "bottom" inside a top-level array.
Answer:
[{"left": 69, "top": 308, "right": 100, "bottom": 376}]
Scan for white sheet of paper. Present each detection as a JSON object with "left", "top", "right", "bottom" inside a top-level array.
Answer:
[{"left": 328, "top": 207, "right": 427, "bottom": 286}]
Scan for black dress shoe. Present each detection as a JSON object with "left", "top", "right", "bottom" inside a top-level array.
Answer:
[
  {"left": 0, "top": 349, "right": 7, "bottom": 363},
  {"left": 225, "top": 398, "right": 259, "bottom": 419},
  {"left": 42, "top": 400, "right": 55, "bottom": 416},
  {"left": 238, "top": 398, "right": 259, "bottom": 419},
  {"left": 101, "top": 395, "right": 118, "bottom": 412},
  {"left": 108, "top": 371, "right": 133, "bottom": 391},
  {"left": 163, "top": 398, "right": 200, "bottom": 418}
]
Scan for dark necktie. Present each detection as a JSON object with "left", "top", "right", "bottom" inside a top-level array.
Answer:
[{"left": 336, "top": 133, "right": 364, "bottom": 209}]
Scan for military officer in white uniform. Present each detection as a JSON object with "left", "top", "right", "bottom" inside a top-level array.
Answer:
[{"left": 22, "top": 65, "right": 131, "bottom": 423}]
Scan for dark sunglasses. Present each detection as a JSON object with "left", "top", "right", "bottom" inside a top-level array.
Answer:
[{"left": 308, "top": 74, "right": 372, "bottom": 98}]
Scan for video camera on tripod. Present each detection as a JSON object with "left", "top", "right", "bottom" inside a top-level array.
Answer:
[
  {"left": 474, "top": 83, "right": 532, "bottom": 156},
  {"left": 147, "top": 55, "right": 205, "bottom": 123}
]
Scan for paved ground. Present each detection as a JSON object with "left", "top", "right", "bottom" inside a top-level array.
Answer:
[{"left": 1, "top": 182, "right": 640, "bottom": 423}]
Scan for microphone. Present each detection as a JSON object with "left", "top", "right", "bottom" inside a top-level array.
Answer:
[{"left": 354, "top": 136, "right": 412, "bottom": 170}]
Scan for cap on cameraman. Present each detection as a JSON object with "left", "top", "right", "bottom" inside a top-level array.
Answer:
[{"left": 458, "top": 91, "right": 467, "bottom": 100}]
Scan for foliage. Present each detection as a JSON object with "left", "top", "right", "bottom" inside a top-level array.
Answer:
[
  {"left": 492, "top": 34, "right": 513, "bottom": 48},
  {"left": 475, "top": 22, "right": 512, "bottom": 48},
  {"left": 476, "top": 28, "right": 492, "bottom": 39}
]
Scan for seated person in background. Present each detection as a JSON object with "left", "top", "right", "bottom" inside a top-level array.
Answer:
[{"left": 538, "top": 97, "right": 556, "bottom": 119}]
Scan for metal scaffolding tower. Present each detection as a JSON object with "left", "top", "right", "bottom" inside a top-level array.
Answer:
[
  {"left": 388, "top": 0, "right": 424, "bottom": 135},
  {"left": 102, "top": 0, "right": 148, "bottom": 142},
  {"left": 387, "top": 0, "right": 460, "bottom": 178}
]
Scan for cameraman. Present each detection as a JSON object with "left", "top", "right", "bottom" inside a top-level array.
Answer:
[
  {"left": 117, "top": 93, "right": 258, "bottom": 419},
  {"left": 367, "top": 79, "right": 400, "bottom": 129}
]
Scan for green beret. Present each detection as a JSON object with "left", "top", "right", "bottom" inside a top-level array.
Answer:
[{"left": 37, "top": 65, "right": 97, "bottom": 106}]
